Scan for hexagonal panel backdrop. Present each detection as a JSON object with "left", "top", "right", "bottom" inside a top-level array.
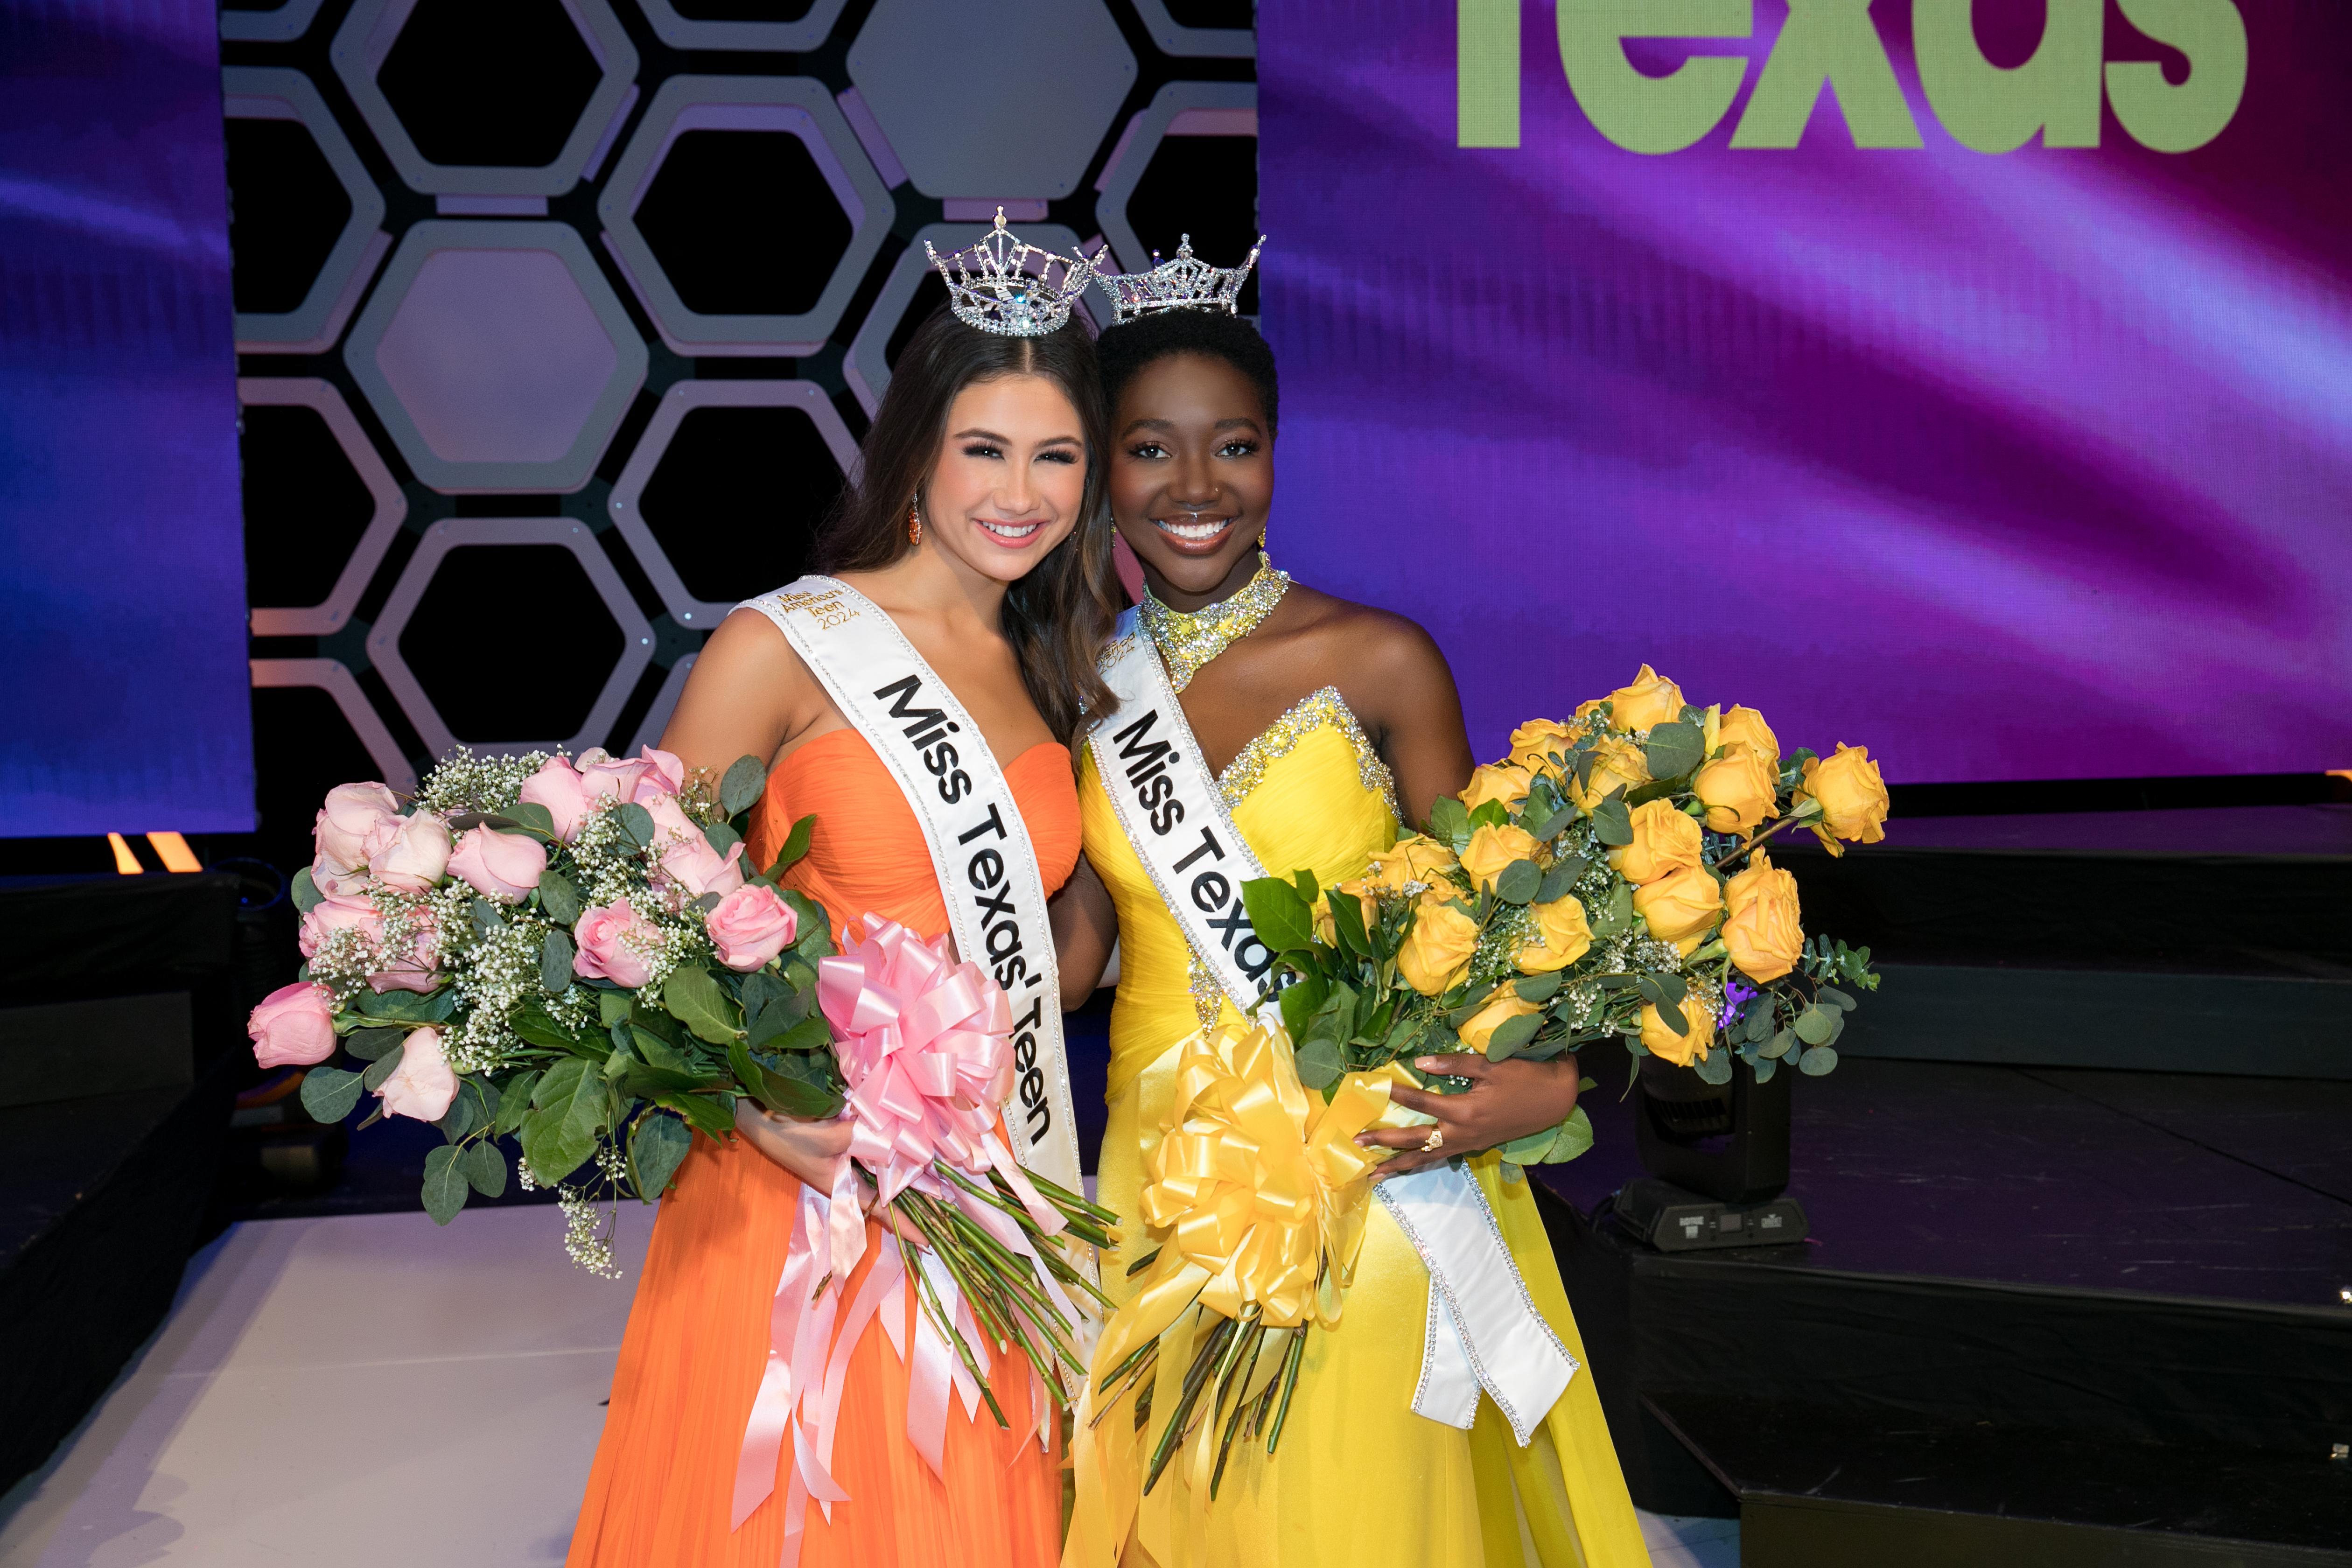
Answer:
[
  {"left": 608, "top": 379, "right": 858, "bottom": 628},
  {"left": 332, "top": 0, "right": 638, "bottom": 196},
  {"left": 206, "top": 2, "right": 1253, "bottom": 876},
  {"left": 600, "top": 77, "right": 893, "bottom": 356},
  {"left": 371, "top": 519, "right": 653, "bottom": 757},
  {"left": 222, "top": 66, "right": 388, "bottom": 353},
  {"left": 849, "top": 0, "right": 1134, "bottom": 200},
  {"left": 344, "top": 220, "right": 648, "bottom": 492},
  {"left": 237, "top": 378, "right": 406, "bottom": 637}
]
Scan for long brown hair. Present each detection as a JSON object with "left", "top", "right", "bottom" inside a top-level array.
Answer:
[{"left": 813, "top": 306, "right": 1119, "bottom": 742}]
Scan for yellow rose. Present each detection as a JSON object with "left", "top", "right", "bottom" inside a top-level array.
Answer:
[
  {"left": 1715, "top": 705, "right": 1780, "bottom": 769},
  {"left": 1574, "top": 697, "right": 1605, "bottom": 721},
  {"left": 1515, "top": 895, "right": 1593, "bottom": 973},
  {"left": 1721, "top": 849, "right": 1803, "bottom": 983},
  {"left": 1458, "top": 991, "right": 1541, "bottom": 1056},
  {"left": 1799, "top": 743, "right": 1890, "bottom": 844},
  {"left": 1632, "top": 864, "right": 1723, "bottom": 955},
  {"left": 1639, "top": 994, "right": 1716, "bottom": 1067},
  {"left": 1570, "top": 734, "right": 1652, "bottom": 810},
  {"left": 1607, "top": 664, "right": 1686, "bottom": 733},
  {"left": 1508, "top": 718, "right": 1582, "bottom": 774},
  {"left": 1692, "top": 742, "right": 1780, "bottom": 835},
  {"left": 1608, "top": 797, "right": 1703, "bottom": 884},
  {"left": 1397, "top": 893, "right": 1479, "bottom": 995},
  {"left": 1459, "top": 822, "right": 1540, "bottom": 888},
  {"left": 1460, "top": 762, "right": 1533, "bottom": 812},
  {"left": 1365, "top": 834, "right": 1458, "bottom": 894}
]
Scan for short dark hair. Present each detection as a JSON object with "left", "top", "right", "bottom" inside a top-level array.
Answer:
[
  {"left": 1096, "top": 309, "right": 1279, "bottom": 438},
  {"left": 812, "top": 305, "right": 1120, "bottom": 742}
]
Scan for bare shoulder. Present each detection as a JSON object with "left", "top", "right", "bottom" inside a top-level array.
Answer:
[{"left": 1283, "top": 585, "right": 1456, "bottom": 688}]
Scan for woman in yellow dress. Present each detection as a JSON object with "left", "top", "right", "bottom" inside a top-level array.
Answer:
[{"left": 1051, "top": 282, "right": 1653, "bottom": 1565}]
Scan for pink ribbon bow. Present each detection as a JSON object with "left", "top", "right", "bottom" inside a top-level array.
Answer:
[{"left": 733, "top": 914, "right": 1071, "bottom": 1558}]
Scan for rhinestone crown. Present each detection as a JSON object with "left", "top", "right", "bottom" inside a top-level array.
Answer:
[
  {"left": 1102, "top": 233, "right": 1266, "bottom": 324},
  {"left": 924, "top": 208, "right": 1097, "bottom": 338}
]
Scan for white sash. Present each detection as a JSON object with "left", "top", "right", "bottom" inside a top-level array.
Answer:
[
  {"left": 1374, "top": 1165, "right": 1579, "bottom": 1445},
  {"left": 738, "top": 577, "right": 1082, "bottom": 1196},
  {"left": 1088, "top": 609, "right": 1278, "bottom": 1019},
  {"left": 1090, "top": 607, "right": 1576, "bottom": 1445}
]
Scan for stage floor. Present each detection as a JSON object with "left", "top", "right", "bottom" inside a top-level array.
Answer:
[
  {"left": 0, "top": 1208, "right": 1735, "bottom": 1567},
  {"left": 1544, "top": 1051, "right": 2352, "bottom": 1309}
]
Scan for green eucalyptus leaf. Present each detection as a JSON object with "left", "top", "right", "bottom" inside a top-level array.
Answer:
[
  {"left": 1643, "top": 721, "right": 1705, "bottom": 781},
  {"left": 537, "top": 870, "right": 581, "bottom": 925},
  {"left": 1652, "top": 972, "right": 1687, "bottom": 1005},
  {"left": 360, "top": 1042, "right": 406, "bottom": 1091},
  {"left": 1590, "top": 797, "right": 1634, "bottom": 847},
  {"left": 1492, "top": 858, "right": 1541, "bottom": 905},
  {"left": 1466, "top": 799, "right": 1512, "bottom": 832},
  {"left": 1794, "top": 1006, "right": 1838, "bottom": 1045},
  {"left": 300, "top": 1065, "right": 365, "bottom": 1123},
  {"left": 357, "top": 987, "right": 455, "bottom": 1023},
  {"left": 598, "top": 990, "right": 634, "bottom": 1028},
  {"left": 345, "top": 1026, "right": 404, "bottom": 1062},
  {"left": 1799, "top": 1043, "right": 1840, "bottom": 1076},
  {"left": 1425, "top": 796, "right": 1471, "bottom": 851},
  {"left": 1293, "top": 1036, "right": 1344, "bottom": 1092},
  {"left": 1761, "top": 1029, "right": 1795, "bottom": 1060},
  {"left": 1744, "top": 1006, "right": 1776, "bottom": 1044},
  {"left": 1498, "top": 1125, "right": 1557, "bottom": 1164},
  {"left": 437, "top": 1084, "right": 482, "bottom": 1142},
  {"left": 1527, "top": 805, "right": 1580, "bottom": 842},
  {"left": 1535, "top": 858, "right": 1588, "bottom": 903},
  {"left": 1693, "top": 1048, "right": 1734, "bottom": 1085},
  {"left": 540, "top": 930, "right": 575, "bottom": 995},
  {"left": 1818, "top": 985, "right": 1857, "bottom": 1012},
  {"left": 1543, "top": 1106, "right": 1596, "bottom": 1162},
  {"left": 631, "top": 1112, "right": 694, "bottom": 1200},
  {"left": 612, "top": 801, "right": 655, "bottom": 847},
  {"left": 1484, "top": 1010, "right": 1542, "bottom": 1061},
  {"left": 1751, "top": 1055, "right": 1778, "bottom": 1085},
  {"left": 290, "top": 866, "right": 323, "bottom": 915},
  {"left": 421, "top": 1145, "right": 469, "bottom": 1225},
  {"left": 506, "top": 801, "right": 556, "bottom": 839},
  {"left": 702, "top": 820, "right": 742, "bottom": 856},
  {"left": 1513, "top": 971, "right": 1564, "bottom": 1003},
  {"left": 464, "top": 1138, "right": 508, "bottom": 1197},
  {"left": 720, "top": 755, "right": 769, "bottom": 819}
]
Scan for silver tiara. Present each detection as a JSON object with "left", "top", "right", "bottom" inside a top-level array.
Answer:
[
  {"left": 924, "top": 208, "right": 1096, "bottom": 337},
  {"left": 1101, "top": 233, "right": 1265, "bottom": 324}
]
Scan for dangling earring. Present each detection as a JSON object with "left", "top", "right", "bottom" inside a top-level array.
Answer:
[
  {"left": 907, "top": 496, "right": 923, "bottom": 546},
  {"left": 1257, "top": 530, "right": 1270, "bottom": 570}
]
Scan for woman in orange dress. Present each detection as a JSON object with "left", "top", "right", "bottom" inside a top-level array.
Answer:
[{"left": 565, "top": 280, "right": 1121, "bottom": 1567}]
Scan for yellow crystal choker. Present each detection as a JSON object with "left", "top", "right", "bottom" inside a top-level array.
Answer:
[{"left": 1139, "top": 551, "right": 1291, "bottom": 692}]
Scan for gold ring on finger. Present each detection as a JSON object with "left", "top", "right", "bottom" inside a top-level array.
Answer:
[{"left": 1418, "top": 1126, "right": 1444, "bottom": 1154}]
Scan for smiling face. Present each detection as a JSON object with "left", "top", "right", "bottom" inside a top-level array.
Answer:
[
  {"left": 919, "top": 372, "right": 1089, "bottom": 585},
  {"left": 1108, "top": 352, "right": 1274, "bottom": 608}
]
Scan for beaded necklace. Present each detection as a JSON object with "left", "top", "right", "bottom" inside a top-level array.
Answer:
[{"left": 1137, "top": 550, "right": 1292, "bottom": 692}]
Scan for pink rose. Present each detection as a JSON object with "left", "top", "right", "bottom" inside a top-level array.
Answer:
[
  {"left": 574, "top": 898, "right": 658, "bottom": 989},
  {"left": 706, "top": 884, "right": 797, "bottom": 972},
  {"left": 314, "top": 782, "right": 403, "bottom": 874},
  {"left": 248, "top": 981, "right": 338, "bottom": 1069},
  {"left": 633, "top": 746, "right": 686, "bottom": 800},
  {"left": 373, "top": 812, "right": 451, "bottom": 893},
  {"left": 369, "top": 912, "right": 443, "bottom": 994},
  {"left": 299, "top": 891, "right": 381, "bottom": 959},
  {"left": 308, "top": 855, "right": 372, "bottom": 900},
  {"left": 518, "top": 756, "right": 592, "bottom": 842},
  {"left": 448, "top": 824, "right": 546, "bottom": 902},
  {"left": 375, "top": 1026, "right": 459, "bottom": 1122},
  {"left": 637, "top": 793, "right": 744, "bottom": 901}
]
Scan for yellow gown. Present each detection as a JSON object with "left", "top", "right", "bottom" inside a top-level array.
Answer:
[{"left": 1075, "top": 686, "right": 1653, "bottom": 1568}]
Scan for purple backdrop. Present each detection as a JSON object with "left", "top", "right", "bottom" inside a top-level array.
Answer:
[
  {"left": 0, "top": 0, "right": 251, "bottom": 834},
  {"left": 1259, "top": 0, "right": 2352, "bottom": 784}
]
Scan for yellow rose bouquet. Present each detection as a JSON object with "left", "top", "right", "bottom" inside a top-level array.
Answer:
[{"left": 1241, "top": 665, "right": 1890, "bottom": 1133}]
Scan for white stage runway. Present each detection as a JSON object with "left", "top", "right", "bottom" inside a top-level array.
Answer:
[{"left": 0, "top": 1209, "right": 1738, "bottom": 1566}]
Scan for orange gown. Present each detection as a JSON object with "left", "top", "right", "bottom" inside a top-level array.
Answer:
[{"left": 567, "top": 728, "right": 1082, "bottom": 1568}]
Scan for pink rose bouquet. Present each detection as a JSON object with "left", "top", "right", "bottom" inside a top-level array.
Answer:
[{"left": 252, "top": 745, "right": 843, "bottom": 1272}]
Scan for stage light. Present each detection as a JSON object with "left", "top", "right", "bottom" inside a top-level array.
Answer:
[
  {"left": 146, "top": 833, "right": 203, "bottom": 872},
  {"left": 105, "top": 833, "right": 142, "bottom": 875}
]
